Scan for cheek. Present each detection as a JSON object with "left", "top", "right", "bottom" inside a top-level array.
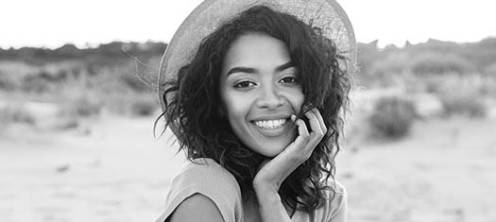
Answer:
[
  {"left": 222, "top": 91, "right": 253, "bottom": 122},
  {"left": 285, "top": 88, "right": 304, "bottom": 113}
]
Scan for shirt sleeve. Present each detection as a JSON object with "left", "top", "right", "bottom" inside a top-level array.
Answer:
[
  {"left": 155, "top": 159, "right": 243, "bottom": 222},
  {"left": 327, "top": 180, "right": 348, "bottom": 222}
]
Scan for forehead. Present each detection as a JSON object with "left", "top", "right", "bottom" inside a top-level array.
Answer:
[{"left": 222, "top": 33, "right": 290, "bottom": 72}]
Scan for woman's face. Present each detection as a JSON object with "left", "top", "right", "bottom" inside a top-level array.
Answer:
[{"left": 220, "top": 33, "right": 304, "bottom": 157}]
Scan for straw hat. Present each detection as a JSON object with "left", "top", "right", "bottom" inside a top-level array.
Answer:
[{"left": 158, "top": 0, "right": 357, "bottom": 111}]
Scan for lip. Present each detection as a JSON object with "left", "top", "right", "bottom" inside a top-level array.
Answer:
[{"left": 251, "top": 113, "right": 292, "bottom": 121}]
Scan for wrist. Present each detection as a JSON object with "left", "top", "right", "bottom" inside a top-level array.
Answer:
[
  {"left": 253, "top": 185, "right": 291, "bottom": 222},
  {"left": 253, "top": 176, "right": 281, "bottom": 193},
  {"left": 253, "top": 183, "right": 280, "bottom": 204}
]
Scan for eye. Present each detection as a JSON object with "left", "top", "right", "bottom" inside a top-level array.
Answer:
[
  {"left": 233, "top": 80, "right": 256, "bottom": 88},
  {"left": 279, "top": 76, "right": 299, "bottom": 84}
]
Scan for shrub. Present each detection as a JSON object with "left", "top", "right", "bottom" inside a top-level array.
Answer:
[
  {"left": 369, "top": 52, "right": 411, "bottom": 76},
  {"left": 0, "top": 71, "right": 17, "bottom": 91},
  {"left": 439, "top": 93, "right": 486, "bottom": 118},
  {"left": 60, "top": 95, "right": 102, "bottom": 118},
  {"left": 433, "top": 75, "right": 488, "bottom": 118},
  {"left": 21, "top": 75, "right": 52, "bottom": 93},
  {"left": 128, "top": 97, "right": 158, "bottom": 116},
  {"left": 483, "top": 63, "right": 496, "bottom": 76},
  {"left": 0, "top": 103, "right": 36, "bottom": 128},
  {"left": 120, "top": 73, "right": 150, "bottom": 92},
  {"left": 368, "top": 96, "right": 416, "bottom": 139},
  {"left": 119, "top": 60, "right": 157, "bottom": 93},
  {"left": 410, "top": 52, "right": 476, "bottom": 75}
]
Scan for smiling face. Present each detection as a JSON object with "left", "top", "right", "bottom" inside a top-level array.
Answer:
[{"left": 219, "top": 33, "right": 304, "bottom": 157}]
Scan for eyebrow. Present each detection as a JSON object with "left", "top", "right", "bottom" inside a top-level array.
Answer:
[{"left": 226, "top": 61, "right": 294, "bottom": 76}]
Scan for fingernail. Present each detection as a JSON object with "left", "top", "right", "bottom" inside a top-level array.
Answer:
[{"left": 290, "top": 114, "right": 296, "bottom": 121}]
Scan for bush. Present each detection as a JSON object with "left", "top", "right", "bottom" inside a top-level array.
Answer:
[
  {"left": 0, "top": 103, "right": 36, "bottom": 128},
  {"left": 120, "top": 73, "right": 150, "bottom": 92},
  {"left": 368, "top": 96, "right": 416, "bottom": 139},
  {"left": 369, "top": 52, "right": 410, "bottom": 76},
  {"left": 61, "top": 95, "right": 102, "bottom": 118},
  {"left": 483, "top": 63, "right": 496, "bottom": 76},
  {"left": 21, "top": 74, "right": 52, "bottom": 93},
  {"left": 439, "top": 93, "right": 486, "bottom": 118},
  {"left": 128, "top": 97, "right": 158, "bottom": 116},
  {"left": 432, "top": 75, "right": 488, "bottom": 118},
  {"left": 0, "top": 71, "right": 18, "bottom": 91},
  {"left": 410, "top": 52, "right": 476, "bottom": 75}
]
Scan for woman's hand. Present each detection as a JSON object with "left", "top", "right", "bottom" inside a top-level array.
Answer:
[
  {"left": 253, "top": 107, "right": 328, "bottom": 193},
  {"left": 252, "top": 108, "right": 327, "bottom": 222}
]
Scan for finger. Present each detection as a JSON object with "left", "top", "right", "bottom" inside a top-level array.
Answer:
[
  {"left": 304, "top": 109, "right": 324, "bottom": 136},
  {"left": 293, "top": 115, "right": 309, "bottom": 139},
  {"left": 303, "top": 109, "right": 327, "bottom": 153},
  {"left": 310, "top": 108, "right": 327, "bottom": 135},
  {"left": 308, "top": 108, "right": 325, "bottom": 133},
  {"left": 289, "top": 115, "right": 310, "bottom": 148}
]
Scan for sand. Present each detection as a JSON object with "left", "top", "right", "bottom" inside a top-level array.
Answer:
[{"left": 1, "top": 115, "right": 495, "bottom": 222}]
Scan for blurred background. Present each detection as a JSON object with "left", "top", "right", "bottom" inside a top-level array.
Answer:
[{"left": 1, "top": 0, "right": 495, "bottom": 221}]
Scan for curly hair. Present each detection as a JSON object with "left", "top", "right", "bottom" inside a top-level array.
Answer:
[{"left": 159, "top": 5, "right": 350, "bottom": 213}]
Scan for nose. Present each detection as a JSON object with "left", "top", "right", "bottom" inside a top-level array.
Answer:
[{"left": 256, "top": 83, "right": 284, "bottom": 109}]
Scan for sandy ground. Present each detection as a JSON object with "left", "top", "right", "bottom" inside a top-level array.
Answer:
[
  {"left": 1, "top": 115, "right": 495, "bottom": 222},
  {"left": 341, "top": 117, "right": 496, "bottom": 222},
  {"left": 0, "top": 116, "right": 185, "bottom": 222}
]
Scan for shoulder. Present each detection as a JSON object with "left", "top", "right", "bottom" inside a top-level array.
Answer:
[
  {"left": 168, "top": 193, "right": 224, "bottom": 222},
  {"left": 155, "top": 158, "right": 243, "bottom": 222},
  {"left": 173, "top": 158, "right": 241, "bottom": 197},
  {"left": 180, "top": 158, "right": 239, "bottom": 185}
]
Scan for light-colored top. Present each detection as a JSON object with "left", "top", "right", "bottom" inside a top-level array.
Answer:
[{"left": 155, "top": 158, "right": 347, "bottom": 222}]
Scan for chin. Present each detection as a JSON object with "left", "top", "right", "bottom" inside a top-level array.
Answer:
[{"left": 254, "top": 139, "right": 292, "bottom": 157}]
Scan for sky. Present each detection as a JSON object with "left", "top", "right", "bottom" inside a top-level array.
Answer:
[{"left": 1, "top": 0, "right": 495, "bottom": 49}]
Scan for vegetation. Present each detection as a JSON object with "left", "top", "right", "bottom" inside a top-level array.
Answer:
[
  {"left": 0, "top": 41, "right": 163, "bottom": 123},
  {"left": 368, "top": 96, "right": 417, "bottom": 139},
  {"left": 0, "top": 103, "right": 36, "bottom": 131},
  {"left": 0, "top": 38, "right": 495, "bottom": 138},
  {"left": 357, "top": 37, "right": 496, "bottom": 86},
  {"left": 356, "top": 38, "right": 494, "bottom": 140},
  {"left": 129, "top": 97, "right": 159, "bottom": 117}
]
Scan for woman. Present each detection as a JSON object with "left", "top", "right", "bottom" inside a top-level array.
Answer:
[{"left": 156, "top": 1, "right": 356, "bottom": 221}]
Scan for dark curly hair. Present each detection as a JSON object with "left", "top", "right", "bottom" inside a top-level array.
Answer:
[{"left": 159, "top": 5, "right": 350, "bottom": 213}]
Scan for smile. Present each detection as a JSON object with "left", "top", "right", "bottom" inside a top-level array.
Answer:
[{"left": 253, "top": 119, "right": 287, "bottom": 129}]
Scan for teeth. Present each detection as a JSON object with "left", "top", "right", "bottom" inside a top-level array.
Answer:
[{"left": 254, "top": 119, "right": 286, "bottom": 129}]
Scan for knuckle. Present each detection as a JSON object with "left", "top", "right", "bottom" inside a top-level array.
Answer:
[
  {"left": 302, "top": 150, "right": 313, "bottom": 160},
  {"left": 301, "top": 131, "right": 310, "bottom": 139},
  {"left": 314, "top": 129, "right": 324, "bottom": 137},
  {"left": 299, "top": 128, "right": 310, "bottom": 137},
  {"left": 318, "top": 130, "right": 326, "bottom": 138},
  {"left": 301, "top": 134, "right": 310, "bottom": 143},
  {"left": 322, "top": 126, "right": 328, "bottom": 134},
  {"left": 311, "top": 130, "right": 324, "bottom": 139},
  {"left": 298, "top": 119, "right": 307, "bottom": 128}
]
